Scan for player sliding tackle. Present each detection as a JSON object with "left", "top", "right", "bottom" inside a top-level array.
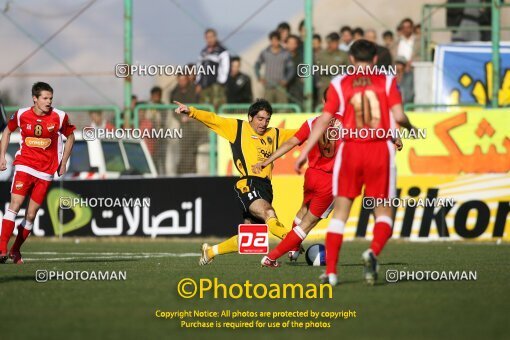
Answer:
[
  {"left": 174, "top": 99, "right": 296, "bottom": 265},
  {"left": 0, "top": 82, "right": 75, "bottom": 264},
  {"left": 295, "top": 40, "right": 417, "bottom": 286},
  {"left": 253, "top": 90, "right": 402, "bottom": 268},
  {"left": 251, "top": 89, "right": 341, "bottom": 267}
]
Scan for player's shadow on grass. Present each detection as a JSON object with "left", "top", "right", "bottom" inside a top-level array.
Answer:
[{"left": 0, "top": 275, "right": 35, "bottom": 283}]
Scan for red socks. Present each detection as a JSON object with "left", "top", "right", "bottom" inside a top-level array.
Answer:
[
  {"left": 325, "top": 219, "right": 345, "bottom": 275},
  {"left": 11, "top": 224, "right": 32, "bottom": 253},
  {"left": 268, "top": 226, "right": 306, "bottom": 260},
  {"left": 370, "top": 216, "right": 393, "bottom": 256},
  {"left": 0, "top": 209, "right": 17, "bottom": 253}
]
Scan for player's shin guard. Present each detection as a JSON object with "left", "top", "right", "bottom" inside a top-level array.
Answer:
[
  {"left": 289, "top": 217, "right": 303, "bottom": 251},
  {"left": 0, "top": 209, "right": 17, "bottom": 253},
  {"left": 268, "top": 226, "right": 307, "bottom": 260},
  {"left": 370, "top": 216, "right": 393, "bottom": 256},
  {"left": 208, "top": 235, "right": 238, "bottom": 259},
  {"left": 266, "top": 217, "right": 290, "bottom": 240},
  {"left": 10, "top": 220, "right": 33, "bottom": 253},
  {"left": 325, "top": 219, "right": 345, "bottom": 275}
]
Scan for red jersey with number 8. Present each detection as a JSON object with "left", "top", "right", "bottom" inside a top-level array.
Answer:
[{"left": 7, "top": 106, "right": 76, "bottom": 180}]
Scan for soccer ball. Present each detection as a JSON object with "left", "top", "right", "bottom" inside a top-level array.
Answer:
[{"left": 305, "top": 244, "right": 326, "bottom": 266}]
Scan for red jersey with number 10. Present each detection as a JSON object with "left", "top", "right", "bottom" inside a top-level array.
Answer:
[
  {"left": 7, "top": 106, "right": 76, "bottom": 180},
  {"left": 324, "top": 73, "right": 402, "bottom": 142}
]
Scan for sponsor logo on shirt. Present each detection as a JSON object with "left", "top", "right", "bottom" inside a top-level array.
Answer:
[
  {"left": 15, "top": 181, "right": 24, "bottom": 190},
  {"left": 25, "top": 137, "right": 52, "bottom": 149}
]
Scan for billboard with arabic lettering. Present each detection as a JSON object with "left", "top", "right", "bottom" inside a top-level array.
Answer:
[
  {"left": 0, "top": 177, "right": 241, "bottom": 237},
  {"left": 216, "top": 109, "right": 510, "bottom": 176},
  {"left": 433, "top": 42, "right": 510, "bottom": 106}
]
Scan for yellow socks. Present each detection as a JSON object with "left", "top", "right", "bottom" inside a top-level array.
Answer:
[
  {"left": 266, "top": 217, "right": 291, "bottom": 240},
  {"left": 207, "top": 235, "right": 238, "bottom": 259}
]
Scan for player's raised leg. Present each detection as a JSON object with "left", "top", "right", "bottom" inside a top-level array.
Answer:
[
  {"left": 0, "top": 193, "right": 24, "bottom": 263},
  {"left": 322, "top": 197, "right": 352, "bottom": 286},
  {"left": 264, "top": 206, "right": 321, "bottom": 265}
]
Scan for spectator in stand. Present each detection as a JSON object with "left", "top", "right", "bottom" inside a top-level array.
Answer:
[
  {"left": 137, "top": 101, "right": 155, "bottom": 156},
  {"left": 394, "top": 18, "right": 421, "bottom": 64},
  {"left": 286, "top": 35, "right": 304, "bottom": 108},
  {"left": 147, "top": 86, "right": 166, "bottom": 175},
  {"left": 414, "top": 24, "right": 421, "bottom": 37},
  {"left": 339, "top": 26, "right": 353, "bottom": 52},
  {"left": 196, "top": 28, "right": 229, "bottom": 110},
  {"left": 352, "top": 27, "right": 364, "bottom": 41},
  {"left": 382, "top": 30, "right": 395, "bottom": 51},
  {"left": 298, "top": 19, "right": 306, "bottom": 42},
  {"left": 88, "top": 110, "right": 114, "bottom": 131},
  {"left": 313, "top": 33, "right": 322, "bottom": 58},
  {"left": 225, "top": 56, "right": 253, "bottom": 104},
  {"left": 170, "top": 75, "right": 198, "bottom": 104},
  {"left": 395, "top": 57, "right": 414, "bottom": 104},
  {"left": 171, "top": 75, "right": 208, "bottom": 175},
  {"left": 365, "top": 29, "right": 393, "bottom": 68},
  {"left": 254, "top": 31, "right": 294, "bottom": 104},
  {"left": 277, "top": 22, "right": 291, "bottom": 48},
  {"left": 316, "top": 32, "right": 349, "bottom": 99}
]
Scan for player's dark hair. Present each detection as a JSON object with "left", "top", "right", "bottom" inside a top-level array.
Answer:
[
  {"left": 231, "top": 56, "right": 241, "bottom": 63},
  {"left": 287, "top": 34, "right": 301, "bottom": 43},
  {"left": 340, "top": 26, "right": 352, "bottom": 34},
  {"left": 349, "top": 39, "right": 378, "bottom": 62},
  {"left": 299, "top": 19, "right": 305, "bottom": 30},
  {"left": 269, "top": 31, "right": 280, "bottom": 40},
  {"left": 32, "top": 82, "right": 53, "bottom": 98},
  {"left": 313, "top": 33, "right": 321, "bottom": 42},
  {"left": 248, "top": 99, "right": 272, "bottom": 118},
  {"left": 353, "top": 27, "right": 364, "bottom": 37},
  {"left": 401, "top": 18, "right": 414, "bottom": 27},
  {"left": 277, "top": 22, "right": 290, "bottom": 31},
  {"left": 205, "top": 28, "right": 217, "bottom": 35},
  {"left": 150, "top": 86, "right": 162, "bottom": 95},
  {"left": 327, "top": 32, "right": 340, "bottom": 41},
  {"left": 382, "top": 30, "right": 394, "bottom": 39}
]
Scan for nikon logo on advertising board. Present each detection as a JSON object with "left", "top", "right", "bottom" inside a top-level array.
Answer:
[{"left": 271, "top": 174, "right": 510, "bottom": 242}]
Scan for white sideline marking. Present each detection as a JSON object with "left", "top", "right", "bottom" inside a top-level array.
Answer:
[
  {"left": 22, "top": 252, "right": 201, "bottom": 262},
  {"left": 24, "top": 252, "right": 200, "bottom": 256}
]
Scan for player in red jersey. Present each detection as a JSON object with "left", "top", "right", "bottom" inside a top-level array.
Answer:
[
  {"left": 252, "top": 90, "right": 341, "bottom": 267},
  {"left": 0, "top": 82, "right": 76, "bottom": 264},
  {"left": 296, "top": 40, "right": 416, "bottom": 285}
]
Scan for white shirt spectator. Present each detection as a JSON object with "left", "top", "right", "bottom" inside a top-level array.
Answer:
[{"left": 397, "top": 35, "right": 415, "bottom": 62}]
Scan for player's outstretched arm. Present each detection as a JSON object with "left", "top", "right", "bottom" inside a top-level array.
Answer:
[
  {"left": 252, "top": 136, "right": 300, "bottom": 174},
  {"left": 58, "top": 132, "right": 75, "bottom": 176},
  {"left": 391, "top": 103, "right": 417, "bottom": 133},
  {"left": 174, "top": 101, "right": 237, "bottom": 143},
  {"left": 0, "top": 127, "right": 12, "bottom": 171},
  {"left": 294, "top": 111, "right": 332, "bottom": 173}
]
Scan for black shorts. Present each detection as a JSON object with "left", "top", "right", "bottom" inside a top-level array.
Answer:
[{"left": 234, "top": 176, "right": 273, "bottom": 222}]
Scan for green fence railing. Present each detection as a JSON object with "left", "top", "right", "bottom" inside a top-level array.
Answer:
[
  {"left": 132, "top": 103, "right": 216, "bottom": 175},
  {"left": 218, "top": 103, "right": 303, "bottom": 114},
  {"left": 403, "top": 103, "right": 486, "bottom": 111}
]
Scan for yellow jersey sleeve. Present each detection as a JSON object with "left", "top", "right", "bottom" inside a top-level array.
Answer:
[
  {"left": 189, "top": 107, "right": 238, "bottom": 143},
  {"left": 276, "top": 128, "right": 299, "bottom": 148}
]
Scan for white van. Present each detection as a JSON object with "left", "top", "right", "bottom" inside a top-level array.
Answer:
[{"left": 2, "top": 131, "right": 157, "bottom": 180}]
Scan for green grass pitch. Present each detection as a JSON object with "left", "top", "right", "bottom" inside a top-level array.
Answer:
[{"left": 1, "top": 238, "right": 509, "bottom": 340}]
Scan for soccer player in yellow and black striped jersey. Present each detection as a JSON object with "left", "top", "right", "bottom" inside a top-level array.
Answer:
[{"left": 174, "top": 99, "right": 296, "bottom": 265}]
